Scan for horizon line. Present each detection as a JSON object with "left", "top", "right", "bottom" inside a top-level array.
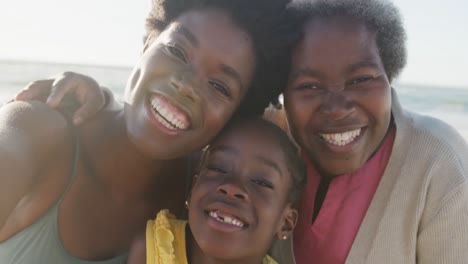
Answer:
[{"left": 1, "top": 58, "right": 467, "bottom": 91}]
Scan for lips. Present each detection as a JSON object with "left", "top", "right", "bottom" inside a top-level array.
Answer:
[
  {"left": 147, "top": 94, "right": 191, "bottom": 131},
  {"left": 203, "top": 202, "right": 250, "bottom": 232}
]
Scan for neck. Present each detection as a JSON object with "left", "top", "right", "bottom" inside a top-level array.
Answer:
[
  {"left": 79, "top": 110, "right": 188, "bottom": 202},
  {"left": 187, "top": 229, "right": 265, "bottom": 264}
]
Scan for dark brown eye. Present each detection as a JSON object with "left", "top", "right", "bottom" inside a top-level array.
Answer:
[
  {"left": 166, "top": 45, "right": 187, "bottom": 63},
  {"left": 208, "top": 81, "right": 231, "bottom": 98},
  {"left": 296, "top": 83, "right": 319, "bottom": 91},
  {"left": 252, "top": 178, "right": 274, "bottom": 189},
  {"left": 206, "top": 165, "right": 227, "bottom": 174},
  {"left": 348, "top": 76, "right": 373, "bottom": 85}
]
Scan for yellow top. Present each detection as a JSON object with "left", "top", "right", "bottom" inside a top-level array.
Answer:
[{"left": 146, "top": 210, "right": 278, "bottom": 264}]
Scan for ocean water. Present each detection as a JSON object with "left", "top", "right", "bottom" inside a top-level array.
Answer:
[{"left": 1, "top": 60, "right": 467, "bottom": 141}]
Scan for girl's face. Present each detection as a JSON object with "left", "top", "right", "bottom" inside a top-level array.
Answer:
[
  {"left": 284, "top": 16, "right": 392, "bottom": 177},
  {"left": 188, "top": 122, "right": 297, "bottom": 262},
  {"left": 124, "top": 8, "right": 255, "bottom": 159}
]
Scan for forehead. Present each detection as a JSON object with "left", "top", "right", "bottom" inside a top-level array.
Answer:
[
  {"left": 170, "top": 9, "right": 255, "bottom": 89},
  {"left": 293, "top": 15, "right": 381, "bottom": 67},
  {"left": 210, "top": 123, "right": 287, "bottom": 163}
]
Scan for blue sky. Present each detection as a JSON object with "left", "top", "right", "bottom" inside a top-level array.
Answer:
[{"left": 0, "top": 0, "right": 467, "bottom": 88}]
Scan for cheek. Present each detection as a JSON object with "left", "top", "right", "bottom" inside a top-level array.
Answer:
[
  {"left": 253, "top": 188, "right": 288, "bottom": 217},
  {"left": 379, "top": 89, "right": 392, "bottom": 116},
  {"left": 188, "top": 182, "right": 209, "bottom": 209},
  {"left": 125, "top": 55, "right": 172, "bottom": 104},
  {"left": 284, "top": 93, "right": 315, "bottom": 132},
  {"left": 203, "top": 100, "right": 237, "bottom": 130},
  {"left": 255, "top": 200, "right": 287, "bottom": 234},
  {"left": 365, "top": 85, "right": 392, "bottom": 125},
  {"left": 124, "top": 68, "right": 142, "bottom": 101}
]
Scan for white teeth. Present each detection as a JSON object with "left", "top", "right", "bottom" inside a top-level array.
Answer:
[
  {"left": 154, "top": 111, "right": 177, "bottom": 130},
  {"left": 320, "top": 128, "right": 361, "bottom": 147},
  {"left": 208, "top": 211, "right": 245, "bottom": 228},
  {"left": 150, "top": 98, "right": 187, "bottom": 130},
  {"left": 337, "top": 134, "right": 342, "bottom": 141}
]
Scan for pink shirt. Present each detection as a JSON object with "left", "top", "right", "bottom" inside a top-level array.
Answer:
[{"left": 294, "top": 128, "right": 396, "bottom": 264}]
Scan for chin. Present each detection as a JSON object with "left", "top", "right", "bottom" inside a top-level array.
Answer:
[{"left": 200, "top": 243, "right": 244, "bottom": 261}]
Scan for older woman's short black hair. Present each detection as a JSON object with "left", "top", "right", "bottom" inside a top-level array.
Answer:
[
  {"left": 289, "top": 0, "right": 407, "bottom": 82},
  {"left": 144, "top": 0, "right": 300, "bottom": 117}
]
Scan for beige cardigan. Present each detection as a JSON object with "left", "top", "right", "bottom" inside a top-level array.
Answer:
[{"left": 271, "top": 89, "right": 468, "bottom": 263}]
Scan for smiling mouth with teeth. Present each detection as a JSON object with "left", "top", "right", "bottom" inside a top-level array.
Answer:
[
  {"left": 208, "top": 211, "right": 246, "bottom": 228},
  {"left": 149, "top": 95, "right": 190, "bottom": 131},
  {"left": 320, "top": 128, "right": 362, "bottom": 147}
]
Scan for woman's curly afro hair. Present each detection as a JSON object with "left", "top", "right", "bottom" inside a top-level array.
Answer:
[{"left": 144, "top": 0, "right": 301, "bottom": 117}]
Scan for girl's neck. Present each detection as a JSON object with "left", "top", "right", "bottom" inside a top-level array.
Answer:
[{"left": 187, "top": 228, "right": 265, "bottom": 264}]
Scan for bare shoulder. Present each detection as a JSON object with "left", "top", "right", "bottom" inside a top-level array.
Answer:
[
  {"left": 0, "top": 101, "right": 73, "bottom": 238},
  {"left": 0, "top": 100, "right": 71, "bottom": 169},
  {"left": 1, "top": 100, "right": 69, "bottom": 133}
]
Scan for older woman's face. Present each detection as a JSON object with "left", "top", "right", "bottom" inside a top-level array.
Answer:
[{"left": 284, "top": 16, "right": 392, "bottom": 177}]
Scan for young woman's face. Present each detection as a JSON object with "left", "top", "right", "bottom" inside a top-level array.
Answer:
[
  {"left": 124, "top": 8, "right": 255, "bottom": 159},
  {"left": 284, "top": 16, "right": 392, "bottom": 177},
  {"left": 188, "top": 122, "right": 296, "bottom": 261}
]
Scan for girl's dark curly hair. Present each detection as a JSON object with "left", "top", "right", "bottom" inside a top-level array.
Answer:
[{"left": 144, "top": 0, "right": 300, "bottom": 117}]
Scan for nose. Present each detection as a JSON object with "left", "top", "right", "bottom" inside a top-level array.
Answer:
[
  {"left": 320, "top": 91, "right": 355, "bottom": 120},
  {"left": 170, "top": 71, "right": 199, "bottom": 102},
  {"left": 216, "top": 182, "right": 249, "bottom": 202}
]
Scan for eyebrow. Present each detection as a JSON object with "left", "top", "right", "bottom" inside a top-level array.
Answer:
[
  {"left": 220, "top": 64, "right": 244, "bottom": 92},
  {"left": 288, "top": 67, "right": 321, "bottom": 83},
  {"left": 173, "top": 24, "right": 199, "bottom": 47},
  {"left": 209, "top": 145, "right": 282, "bottom": 177},
  {"left": 254, "top": 155, "right": 282, "bottom": 178},
  {"left": 289, "top": 59, "right": 382, "bottom": 83},
  {"left": 347, "top": 59, "right": 381, "bottom": 73}
]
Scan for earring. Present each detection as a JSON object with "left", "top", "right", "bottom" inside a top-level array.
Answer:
[
  {"left": 282, "top": 235, "right": 287, "bottom": 240},
  {"left": 185, "top": 200, "right": 189, "bottom": 209}
]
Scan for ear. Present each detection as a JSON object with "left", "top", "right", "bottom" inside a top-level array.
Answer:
[{"left": 275, "top": 205, "right": 298, "bottom": 240}]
